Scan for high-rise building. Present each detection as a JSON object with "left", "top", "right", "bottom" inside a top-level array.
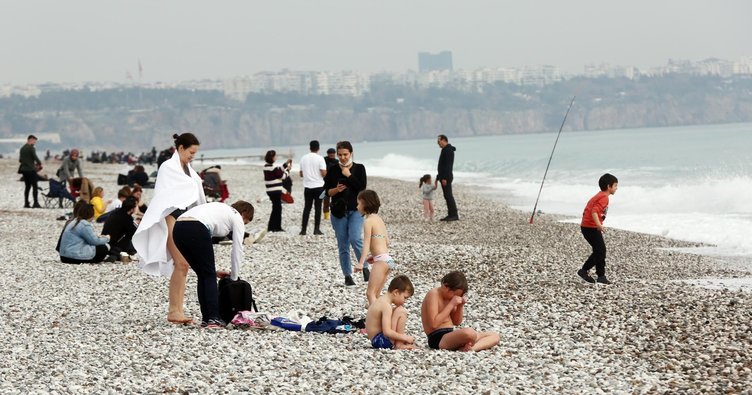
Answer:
[{"left": 418, "top": 51, "right": 453, "bottom": 72}]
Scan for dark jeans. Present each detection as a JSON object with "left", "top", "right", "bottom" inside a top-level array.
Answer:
[
  {"left": 174, "top": 221, "right": 220, "bottom": 323},
  {"left": 581, "top": 226, "right": 607, "bottom": 276},
  {"left": 267, "top": 192, "right": 283, "bottom": 231},
  {"left": 21, "top": 171, "right": 39, "bottom": 206},
  {"left": 60, "top": 245, "right": 109, "bottom": 264},
  {"left": 301, "top": 187, "right": 324, "bottom": 232},
  {"left": 441, "top": 180, "right": 458, "bottom": 218}
]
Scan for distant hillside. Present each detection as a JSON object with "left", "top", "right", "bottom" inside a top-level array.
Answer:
[{"left": 1, "top": 74, "right": 751, "bottom": 153}]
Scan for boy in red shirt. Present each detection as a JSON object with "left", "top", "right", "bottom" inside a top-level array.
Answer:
[{"left": 577, "top": 173, "right": 618, "bottom": 285}]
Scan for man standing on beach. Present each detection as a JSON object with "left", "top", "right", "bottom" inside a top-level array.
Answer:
[
  {"left": 299, "top": 140, "right": 327, "bottom": 235},
  {"left": 18, "top": 135, "right": 42, "bottom": 208},
  {"left": 436, "top": 134, "right": 458, "bottom": 221}
]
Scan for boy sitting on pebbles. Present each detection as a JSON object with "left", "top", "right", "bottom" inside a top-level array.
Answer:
[
  {"left": 421, "top": 271, "right": 500, "bottom": 351},
  {"left": 365, "top": 275, "right": 417, "bottom": 350}
]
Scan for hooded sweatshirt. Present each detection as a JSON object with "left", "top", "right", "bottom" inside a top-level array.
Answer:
[{"left": 437, "top": 144, "right": 456, "bottom": 182}]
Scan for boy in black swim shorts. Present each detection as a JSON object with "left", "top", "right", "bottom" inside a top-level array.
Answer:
[{"left": 420, "top": 271, "right": 500, "bottom": 351}]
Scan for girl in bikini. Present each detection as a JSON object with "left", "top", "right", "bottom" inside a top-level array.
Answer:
[{"left": 355, "top": 189, "right": 397, "bottom": 306}]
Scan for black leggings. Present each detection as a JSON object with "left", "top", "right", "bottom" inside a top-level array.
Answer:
[
  {"left": 267, "top": 192, "right": 283, "bottom": 231},
  {"left": 173, "top": 221, "right": 220, "bottom": 323},
  {"left": 60, "top": 245, "right": 109, "bottom": 264},
  {"left": 301, "top": 187, "right": 324, "bottom": 232},
  {"left": 21, "top": 171, "right": 39, "bottom": 206},
  {"left": 581, "top": 226, "right": 607, "bottom": 276}
]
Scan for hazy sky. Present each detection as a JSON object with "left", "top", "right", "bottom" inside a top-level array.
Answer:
[{"left": 2, "top": 0, "right": 750, "bottom": 84}]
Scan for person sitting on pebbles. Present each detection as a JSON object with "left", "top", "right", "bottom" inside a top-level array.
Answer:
[
  {"left": 421, "top": 271, "right": 500, "bottom": 351},
  {"left": 365, "top": 275, "right": 416, "bottom": 350}
]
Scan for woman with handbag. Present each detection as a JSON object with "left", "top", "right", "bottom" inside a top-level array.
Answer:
[{"left": 323, "top": 141, "right": 368, "bottom": 287}]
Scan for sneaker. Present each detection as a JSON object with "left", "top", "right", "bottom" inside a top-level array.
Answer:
[
  {"left": 24, "top": 203, "right": 31, "bottom": 208},
  {"left": 362, "top": 267, "right": 370, "bottom": 282},
  {"left": 596, "top": 276, "right": 612, "bottom": 285},
  {"left": 299, "top": 230, "right": 306, "bottom": 236},
  {"left": 201, "top": 319, "right": 226, "bottom": 329},
  {"left": 104, "top": 255, "right": 118, "bottom": 263},
  {"left": 444, "top": 216, "right": 459, "bottom": 221},
  {"left": 32, "top": 203, "right": 42, "bottom": 208},
  {"left": 577, "top": 269, "right": 595, "bottom": 284},
  {"left": 345, "top": 275, "right": 356, "bottom": 287},
  {"left": 313, "top": 229, "right": 324, "bottom": 235}
]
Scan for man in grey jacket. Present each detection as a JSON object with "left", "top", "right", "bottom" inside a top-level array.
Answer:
[{"left": 18, "top": 135, "right": 42, "bottom": 208}]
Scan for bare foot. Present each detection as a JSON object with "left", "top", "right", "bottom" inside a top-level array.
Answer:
[
  {"left": 167, "top": 314, "right": 193, "bottom": 325},
  {"left": 460, "top": 342, "right": 474, "bottom": 352},
  {"left": 395, "top": 343, "right": 417, "bottom": 350}
]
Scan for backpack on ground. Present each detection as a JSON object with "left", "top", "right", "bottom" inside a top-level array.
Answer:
[{"left": 218, "top": 277, "right": 258, "bottom": 324}]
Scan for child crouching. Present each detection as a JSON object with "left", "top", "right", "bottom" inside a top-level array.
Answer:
[{"left": 365, "top": 275, "right": 416, "bottom": 350}]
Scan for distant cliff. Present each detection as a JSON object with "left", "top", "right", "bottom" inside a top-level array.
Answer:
[{"left": 1, "top": 75, "right": 751, "bottom": 152}]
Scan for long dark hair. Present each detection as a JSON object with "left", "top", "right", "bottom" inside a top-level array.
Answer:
[
  {"left": 72, "top": 203, "right": 95, "bottom": 229},
  {"left": 173, "top": 133, "right": 200, "bottom": 149}
]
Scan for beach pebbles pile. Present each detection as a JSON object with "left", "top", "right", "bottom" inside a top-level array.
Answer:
[{"left": 0, "top": 160, "right": 749, "bottom": 393}]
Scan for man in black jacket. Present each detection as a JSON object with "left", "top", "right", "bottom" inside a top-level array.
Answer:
[
  {"left": 436, "top": 134, "right": 458, "bottom": 221},
  {"left": 18, "top": 135, "right": 42, "bottom": 208}
]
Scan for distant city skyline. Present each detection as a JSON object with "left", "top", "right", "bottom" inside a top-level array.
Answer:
[{"left": 1, "top": 0, "right": 750, "bottom": 84}]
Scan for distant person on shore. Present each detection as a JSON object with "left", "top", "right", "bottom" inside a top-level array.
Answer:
[
  {"left": 57, "top": 148, "right": 84, "bottom": 182},
  {"left": 59, "top": 203, "right": 112, "bottom": 264},
  {"left": 324, "top": 141, "right": 368, "bottom": 286},
  {"left": 173, "top": 201, "right": 254, "bottom": 328},
  {"left": 299, "top": 140, "right": 327, "bottom": 235},
  {"left": 18, "top": 135, "right": 42, "bottom": 208},
  {"left": 263, "top": 150, "right": 292, "bottom": 232},
  {"left": 421, "top": 271, "right": 500, "bottom": 351},
  {"left": 365, "top": 275, "right": 416, "bottom": 350},
  {"left": 127, "top": 165, "right": 149, "bottom": 187},
  {"left": 133, "top": 132, "right": 207, "bottom": 325},
  {"left": 436, "top": 134, "right": 458, "bottom": 221},
  {"left": 322, "top": 148, "right": 338, "bottom": 220},
  {"left": 102, "top": 196, "right": 139, "bottom": 257},
  {"left": 419, "top": 174, "right": 438, "bottom": 221},
  {"left": 355, "top": 190, "right": 395, "bottom": 306},
  {"left": 577, "top": 173, "right": 619, "bottom": 285}
]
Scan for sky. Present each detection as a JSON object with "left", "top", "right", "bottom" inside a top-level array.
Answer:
[{"left": 1, "top": 0, "right": 750, "bottom": 84}]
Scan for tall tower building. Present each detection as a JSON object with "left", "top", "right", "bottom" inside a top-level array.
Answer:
[{"left": 418, "top": 51, "right": 453, "bottom": 72}]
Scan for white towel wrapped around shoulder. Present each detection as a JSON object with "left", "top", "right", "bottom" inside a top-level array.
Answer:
[{"left": 132, "top": 152, "right": 206, "bottom": 277}]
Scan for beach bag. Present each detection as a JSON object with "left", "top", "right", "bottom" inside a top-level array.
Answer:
[
  {"left": 218, "top": 278, "right": 258, "bottom": 324},
  {"left": 330, "top": 196, "right": 347, "bottom": 218}
]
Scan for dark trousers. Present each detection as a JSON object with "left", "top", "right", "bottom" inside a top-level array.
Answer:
[
  {"left": 581, "top": 226, "right": 607, "bottom": 276},
  {"left": 174, "top": 221, "right": 220, "bottom": 323},
  {"left": 301, "top": 187, "right": 324, "bottom": 232},
  {"left": 267, "top": 192, "right": 283, "bottom": 231},
  {"left": 441, "top": 180, "right": 458, "bottom": 218},
  {"left": 60, "top": 245, "right": 109, "bottom": 264},
  {"left": 21, "top": 171, "right": 39, "bottom": 206}
]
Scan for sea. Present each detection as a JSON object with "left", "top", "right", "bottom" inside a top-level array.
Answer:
[{"left": 202, "top": 122, "right": 752, "bottom": 263}]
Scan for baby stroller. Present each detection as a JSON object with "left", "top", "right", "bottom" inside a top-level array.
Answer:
[
  {"left": 42, "top": 179, "right": 76, "bottom": 209},
  {"left": 200, "top": 166, "right": 229, "bottom": 202}
]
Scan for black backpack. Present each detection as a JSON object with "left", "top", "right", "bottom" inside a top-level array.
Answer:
[{"left": 218, "top": 278, "right": 258, "bottom": 323}]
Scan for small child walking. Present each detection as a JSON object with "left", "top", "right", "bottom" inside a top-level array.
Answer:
[
  {"left": 355, "top": 190, "right": 396, "bottom": 306},
  {"left": 419, "top": 174, "right": 438, "bottom": 221},
  {"left": 577, "top": 173, "right": 619, "bottom": 285}
]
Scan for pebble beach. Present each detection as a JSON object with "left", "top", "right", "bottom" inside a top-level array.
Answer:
[{"left": 1, "top": 159, "right": 751, "bottom": 394}]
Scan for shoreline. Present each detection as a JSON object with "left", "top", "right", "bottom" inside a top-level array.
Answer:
[{"left": 1, "top": 159, "right": 751, "bottom": 393}]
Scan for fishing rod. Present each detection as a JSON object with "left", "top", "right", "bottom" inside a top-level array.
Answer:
[{"left": 529, "top": 96, "right": 576, "bottom": 224}]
